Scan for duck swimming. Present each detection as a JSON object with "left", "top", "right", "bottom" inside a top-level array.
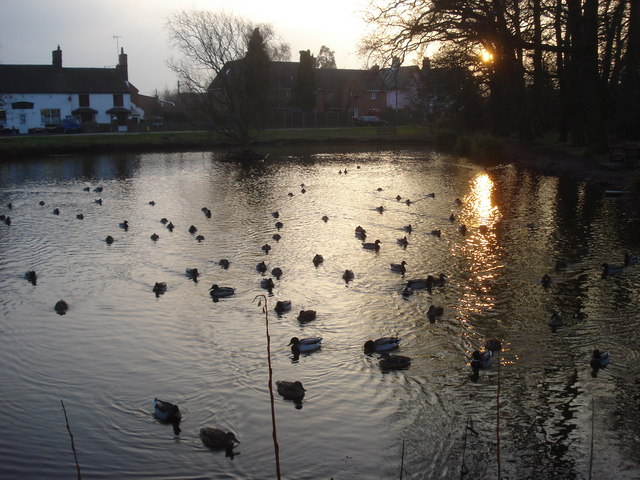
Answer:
[
  {"left": 364, "top": 337, "right": 400, "bottom": 354},
  {"left": 379, "top": 352, "right": 411, "bottom": 370},
  {"left": 470, "top": 350, "right": 493, "bottom": 381},
  {"left": 119, "top": 220, "right": 129, "bottom": 231},
  {"left": 547, "top": 310, "right": 563, "bottom": 331},
  {"left": 260, "top": 278, "right": 275, "bottom": 293},
  {"left": 166, "top": 222, "right": 174, "bottom": 231},
  {"left": 256, "top": 261, "right": 268, "bottom": 273},
  {"left": 52, "top": 208, "right": 60, "bottom": 215},
  {"left": 153, "top": 398, "right": 181, "bottom": 435},
  {"left": 274, "top": 300, "right": 292, "bottom": 314},
  {"left": 271, "top": 267, "right": 283, "bottom": 280},
  {"left": 321, "top": 215, "right": 329, "bottom": 222},
  {"left": 75, "top": 214, "right": 83, "bottom": 220},
  {"left": 54, "top": 300, "right": 68, "bottom": 315},
  {"left": 355, "top": 226, "right": 367, "bottom": 239},
  {"left": 427, "top": 305, "right": 444, "bottom": 322},
  {"left": 362, "top": 239, "right": 381, "bottom": 251},
  {"left": 541, "top": 273, "right": 552, "bottom": 288},
  {"left": 403, "top": 224, "right": 412, "bottom": 233},
  {"left": 342, "top": 269, "right": 354, "bottom": 282},
  {"left": 276, "top": 380, "right": 306, "bottom": 401},
  {"left": 297, "top": 310, "right": 317, "bottom": 322},
  {"left": 624, "top": 253, "right": 639, "bottom": 267},
  {"left": 196, "top": 235, "right": 205, "bottom": 242},
  {"left": 406, "top": 276, "right": 433, "bottom": 290},
  {"left": 397, "top": 236, "right": 409, "bottom": 247},
  {"left": 262, "top": 243, "right": 272, "bottom": 254},
  {"left": 289, "top": 337, "right": 322, "bottom": 354},
  {"left": 186, "top": 268, "right": 199, "bottom": 281},
  {"left": 275, "top": 221, "right": 283, "bottom": 230},
  {"left": 312, "top": 254, "right": 324, "bottom": 266},
  {"left": 209, "top": 285, "right": 235, "bottom": 298},
  {"left": 272, "top": 233, "right": 281, "bottom": 241},
  {"left": 590, "top": 349, "right": 610, "bottom": 377},
  {"left": 199, "top": 427, "right": 240, "bottom": 457},
  {"left": 602, "top": 262, "right": 624, "bottom": 277},
  {"left": 188, "top": 225, "right": 197, "bottom": 234},
  {"left": 25, "top": 270, "right": 37, "bottom": 285},
  {"left": 152, "top": 282, "right": 167, "bottom": 297},
  {"left": 390, "top": 261, "right": 407, "bottom": 274},
  {"left": 218, "top": 259, "right": 230, "bottom": 269},
  {"left": 105, "top": 235, "right": 114, "bottom": 244},
  {"left": 150, "top": 233, "right": 159, "bottom": 241}
]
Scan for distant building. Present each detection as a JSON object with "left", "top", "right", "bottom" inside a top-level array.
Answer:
[{"left": 0, "top": 46, "right": 148, "bottom": 134}]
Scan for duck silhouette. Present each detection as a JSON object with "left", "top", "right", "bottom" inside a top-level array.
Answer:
[{"left": 153, "top": 398, "right": 181, "bottom": 435}]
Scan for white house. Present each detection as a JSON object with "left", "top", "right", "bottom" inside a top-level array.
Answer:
[{"left": 0, "top": 46, "right": 143, "bottom": 134}]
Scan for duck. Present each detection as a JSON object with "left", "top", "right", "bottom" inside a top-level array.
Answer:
[
  {"left": 402, "top": 286, "right": 413, "bottom": 298},
  {"left": 427, "top": 305, "right": 444, "bottom": 322},
  {"left": 484, "top": 339, "right": 502, "bottom": 352},
  {"left": 541, "top": 273, "right": 552, "bottom": 288},
  {"left": 272, "top": 233, "right": 281, "bottom": 241},
  {"left": 218, "top": 259, "right": 230, "bottom": 269},
  {"left": 590, "top": 349, "right": 610, "bottom": 377},
  {"left": 188, "top": 225, "right": 198, "bottom": 234},
  {"left": 297, "top": 310, "right": 317, "bottom": 322},
  {"left": 397, "top": 236, "right": 409, "bottom": 247},
  {"left": 478, "top": 225, "right": 489, "bottom": 235},
  {"left": 262, "top": 243, "right": 272, "bottom": 254},
  {"left": 203, "top": 209, "right": 212, "bottom": 218},
  {"left": 602, "top": 262, "right": 624, "bottom": 277},
  {"left": 289, "top": 337, "right": 322, "bottom": 354},
  {"left": 271, "top": 211, "right": 279, "bottom": 218},
  {"left": 105, "top": 235, "right": 114, "bottom": 245},
  {"left": 186, "top": 268, "right": 199, "bottom": 281},
  {"left": 160, "top": 218, "right": 168, "bottom": 224},
  {"left": 150, "top": 233, "right": 159, "bottom": 241},
  {"left": 119, "top": 220, "right": 129, "bottom": 231},
  {"left": 199, "top": 427, "right": 240, "bottom": 456},
  {"left": 312, "top": 254, "right": 324, "bottom": 266},
  {"left": 405, "top": 199, "right": 412, "bottom": 205},
  {"left": 166, "top": 222, "right": 174, "bottom": 231},
  {"left": 379, "top": 352, "right": 411, "bottom": 370},
  {"left": 364, "top": 337, "right": 400, "bottom": 354},
  {"left": 276, "top": 380, "right": 306, "bottom": 401},
  {"left": 256, "top": 261, "right": 268, "bottom": 273},
  {"left": 426, "top": 192, "right": 436, "bottom": 198},
  {"left": 376, "top": 205, "right": 384, "bottom": 213},
  {"left": 396, "top": 195, "right": 402, "bottom": 201},
  {"left": 75, "top": 214, "right": 83, "bottom": 220},
  {"left": 152, "top": 398, "right": 181, "bottom": 435},
  {"left": 547, "top": 310, "right": 563, "bottom": 331},
  {"left": 362, "top": 239, "right": 381, "bottom": 251},
  {"left": 271, "top": 267, "right": 283, "bottom": 280},
  {"left": 94, "top": 186, "right": 103, "bottom": 193},
  {"left": 54, "top": 299, "right": 68, "bottom": 315},
  {"left": 449, "top": 214, "right": 456, "bottom": 222},
  {"left": 95, "top": 198, "right": 102, "bottom": 205},
  {"left": 275, "top": 221, "right": 284, "bottom": 230},
  {"left": 455, "top": 198, "right": 463, "bottom": 205},
  {"left": 434, "top": 273, "right": 447, "bottom": 287},
  {"left": 149, "top": 201, "right": 156, "bottom": 206},
  {"left": 196, "top": 235, "right": 205, "bottom": 242},
  {"left": 25, "top": 270, "right": 37, "bottom": 285},
  {"left": 342, "top": 269, "right": 354, "bottom": 282},
  {"left": 274, "top": 300, "right": 292, "bottom": 314},
  {"left": 260, "top": 277, "right": 275, "bottom": 292},
  {"left": 209, "top": 284, "right": 235, "bottom": 298},
  {"left": 152, "top": 282, "right": 167, "bottom": 297},
  {"left": 624, "top": 253, "right": 639, "bottom": 267},
  {"left": 407, "top": 276, "right": 433, "bottom": 290},
  {"left": 390, "top": 261, "right": 407, "bottom": 274},
  {"left": 355, "top": 226, "right": 367, "bottom": 238},
  {"left": 52, "top": 208, "right": 60, "bottom": 215},
  {"left": 83, "top": 186, "right": 90, "bottom": 192},
  {"left": 458, "top": 224, "right": 467, "bottom": 235},
  {"left": 430, "top": 229, "right": 442, "bottom": 237},
  {"left": 470, "top": 350, "right": 492, "bottom": 380}
]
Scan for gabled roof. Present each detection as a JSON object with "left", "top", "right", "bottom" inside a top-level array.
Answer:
[{"left": 0, "top": 65, "right": 130, "bottom": 94}]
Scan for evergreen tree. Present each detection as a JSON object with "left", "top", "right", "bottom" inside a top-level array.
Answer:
[{"left": 293, "top": 50, "right": 316, "bottom": 111}]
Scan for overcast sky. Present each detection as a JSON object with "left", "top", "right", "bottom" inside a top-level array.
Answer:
[{"left": 0, "top": 0, "right": 370, "bottom": 95}]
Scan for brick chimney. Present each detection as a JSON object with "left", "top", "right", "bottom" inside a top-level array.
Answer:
[
  {"left": 52, "top": 45, "right": 62, "bottom": 69},
  {"left": 117, "top": 47, "right": 128, "bottom": 81}
]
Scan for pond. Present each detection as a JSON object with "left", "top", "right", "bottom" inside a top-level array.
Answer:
[{"left": 1, "top": 146, "right": 639, "bottom": 479}]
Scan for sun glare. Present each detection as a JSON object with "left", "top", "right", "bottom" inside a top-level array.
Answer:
[{"left": 481, "top": 50, "right": 493, "bottom": 63}]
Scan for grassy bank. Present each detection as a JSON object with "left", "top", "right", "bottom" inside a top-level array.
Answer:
[{"left": 0, "top": 126, "right": 434, "bottom": 159}]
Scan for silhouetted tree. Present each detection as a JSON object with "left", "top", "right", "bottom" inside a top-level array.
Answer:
[
  {"left": 293, "top": 50, "right": 316, "bottom": 111},
  {"left": 317, "top": 45, "right": 337, "bottom": 68}
]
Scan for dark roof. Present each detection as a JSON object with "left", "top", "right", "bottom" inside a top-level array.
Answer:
[{"left": 0, "top": 65, "right": 130, "bottom": 94}]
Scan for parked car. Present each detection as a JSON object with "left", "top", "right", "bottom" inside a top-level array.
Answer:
[
  {"left": 354, "top": 115, "right": 388, "bottom": 127},
  {"left": 58, "top": 118, "right": 82, "bottom": 134}
]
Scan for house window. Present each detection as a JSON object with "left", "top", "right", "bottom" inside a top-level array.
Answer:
[
  {"left": 0, "top": 110, "right": 6, "bottom": 125},
  {"left": 12, "top": 101, "right": 34, "bottom": 109},
  {"left": 283, "top": 88, "right": 291, "bottom": 98},
  {"left": 350, "top": 91, "right": 357, "bottom": 98},
  {"left": 113, "top": 94, "right": 124, "bottom": 107},
  {"left": 41, "top": 109, "right": 61, "bottom": 124},
  {"left": 327, "top": 90, "right": 335, "bottom": 100},
  {"left": 369, "top": 91, "right": 377, "bottom": 100},
  {"left": 79, "top": 94, "right": 90, "bottom": 107}
]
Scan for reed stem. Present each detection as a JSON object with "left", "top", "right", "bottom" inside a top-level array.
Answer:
[
  {"left": 60, "top": 400, "right": 82, "bottom": 480},
  {"left": 496, "top": 354, "right": 501, "bottom": 480}
]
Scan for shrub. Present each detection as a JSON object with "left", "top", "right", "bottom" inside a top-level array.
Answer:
[{"left": 435, "top": 131, "right": 458, "bottom": 152}]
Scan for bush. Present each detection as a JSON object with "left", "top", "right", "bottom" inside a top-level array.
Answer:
[
  {"left": 435, "top": 131, "right": 458, "bottom": 152},
  {"left": 470, "top": 134, "right": 502, "bottom": 159},
  {"left": 453, "top": 136, "right": 472, "bottom": 157}
]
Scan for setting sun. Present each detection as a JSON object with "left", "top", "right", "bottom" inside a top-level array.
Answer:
[{"left": 481, "top": 49, "right": 494, "bottom": 63}]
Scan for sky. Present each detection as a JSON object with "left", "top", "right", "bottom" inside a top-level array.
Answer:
[{"left": 0, "top": 0, "right": 371, "bottom": 95}]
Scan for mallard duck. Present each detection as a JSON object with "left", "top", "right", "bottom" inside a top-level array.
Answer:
[
  {"left": 541, "top": 273, "right": 552, "bottom": 288},
  {"left": 427, "top": 305, "right": 444, "bottom": 322},
  {"left": 54, "top": 299, "right": 68, "bottom": 315},
  {"left": 75, "top": 214, "right": 83, "bottom": 220},
  {"left": 83, "top": 186, "right": 90, "bottom": 192},
  {"left": 276, "top": 380, "right": 306, "bottom": 401},
  {"left": 95, "top": 198, "right": 102, "bottom": 205},
  {"left": 52, "top": 208, "right": 60, "bottom": 215},
  {"left": 396, "top": 195, "right": 402, "bottom": 201},
  {"left": 256, "top": 261, "right": 268, "bottom": 273},
  {"left": 405, "top": 199, "right": 412, "bottom": 205},
  {"left": 403, "top": 224, "right": 412, "bottom": 233},
  {"left": 152, "top": 282, "right": 167, "bottom": 296},
  {"left": 272, "top": 233, "right": 281, "bottom": 241},
  {"left": 312, "top": 254, "right": 324, "bottom": 266},
  {"left": 547, "top": 310, "right": 563, "bottom": 331},
  {"left": 362, "top": 239, "right": 381, "bottom": 251},
  {"left": 119, "top": 220, "right": 129, "bottom": 231},
  {"left": 390, "top": 261, "right": 407, "bottom": 274},
  {"left": 355, "top": 226, "right": 367, "bottom": 238},
  {"left": 297, "top": 310, "right": 317, "bottom": 322},
  {"left": 188, "top": 225, "right": 197, "bottom": 234},
  {"left": 186, "top": 268, "right": 199, "bottom": 280},
  {"left": 105, "top": 235, "right": 114, "bottom": 244},
  {"left": 397, "top": 236, "right": 409, "bottom": 247},
  {"left": 218, "top": 259, "right": 230, "bottom": 269},
  {"left": 602, "top": 262, "right": 624, "bottom": 277},
  {"left": 624, "top": 253, "right": 639, "bottom": 267},
  {"left": 289, "top": 337, "right": 322, "bottom": 354},
  {"left": 342, "top": 269, "right": 354, "bottom": 282},
  {"left": 153, "top": 398, "right": 181, "bottom": 435},
  {"left": 196, "top": 235, "right": 205, "bottom": 242},
  {"left": 379, "top": 352, "right": 411, "bottom": 370},
  {"left": 301, "top": 188, "right": 306, "bottom": 194},
  {"left": 364, "top": 337, "right": 400, "bottom": 353},
  {"left": 149, "top": 201, "right": 156, "bottom": 206},
  {"left": 271, "top": 211, "right": 279, "bottom": 218},
  {"left": 199, "top": 427, "right": 240, "bottom": 453},
  {"left": 590, "top": 349, "right": 610, "bottom": 377},
  {"left": 260, "top": 278, "right": 275, "bottom": 292},
  {"left": 407, "top": 276, "right": 433, "bottom": 290},
  {"left": 160, "top": 218, "right": 168, "bottom": 224},
  {"left": 25, "top": 270, "right": 37, "bottom": 285},
  {"left": 94, "top": 186, "right": 103, "bottom": 193},
  {"left": 376, "top": 205, "right": 384, "bottom": 213},
  {"left": 271, "top": 267, "right": 283, "bottom": 280},
  {"left": 150, "top": 233, "right": 159, "bottom": 241},
  {"left": 166, "top": 222, "right": 174, "bottom": 231},
  {"left": 275, "top": 221, "right": 284, "bottom": 230},
  {"left": 274, "top": 300, "right": 292, "bottom": 313},
  {"left": 435, "top": 273, "right": 447, "bottom": 287},
  {"left": 321, "top": 215, "right": 329, "bottom": 222},
  {"left": 209, "top": 285, "right": 235, "bottom": 298},
  {"left": 470, "top": 350, "right": 492, "bottom": 381},
  {"left": 430, "top": 229, "right": 442, "bottom": 237},
  {"left": 262, "top": 243, "right": 272, "bottom": 254},
  {"left": 426, "top": 192, "right": 436, "bottom": 198},
  {"left": 204, "top": 209, "right": 212, "bottom": 218}
]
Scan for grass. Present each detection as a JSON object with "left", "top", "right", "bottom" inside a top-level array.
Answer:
[{"left": 0, "top": 126, "right": 434, "bottom": 159}]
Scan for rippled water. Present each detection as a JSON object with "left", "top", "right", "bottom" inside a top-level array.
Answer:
[{"left": 1, "top": 146, "right": 640, "bottom": 479}]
